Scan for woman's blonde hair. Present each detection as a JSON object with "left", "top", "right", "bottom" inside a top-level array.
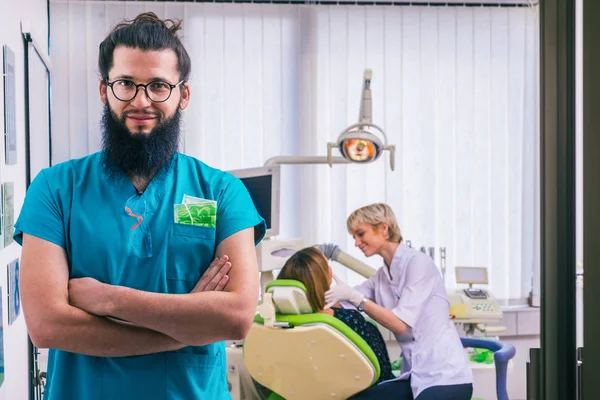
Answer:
[
  {"left": 278, "top": 247, "right": 331, "bottom": 311},
  {"left": 346, "top": 203, "right": 402, "bottom": 243}
]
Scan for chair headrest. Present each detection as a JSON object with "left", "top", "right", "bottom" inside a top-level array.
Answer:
[{"left": 265, "top": 279, "right": 314, "bottom": 315}]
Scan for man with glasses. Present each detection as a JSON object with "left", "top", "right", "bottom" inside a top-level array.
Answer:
[{"left": 14, "top": 12, "right": 265, "bottom": 400}]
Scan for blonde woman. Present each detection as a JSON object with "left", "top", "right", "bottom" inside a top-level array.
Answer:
[{"left": 323, "top": 203, "right": 473, "bottom": 400}]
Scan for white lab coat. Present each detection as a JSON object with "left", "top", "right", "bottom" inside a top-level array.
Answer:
[{"left": 355, "top": 243, "right": 473, "bottom": 398}]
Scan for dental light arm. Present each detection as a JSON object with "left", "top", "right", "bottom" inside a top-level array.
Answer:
[
  {"left": 359, "top": 69, "right": 372, "bottom": 123},
  {"left": 316, "top": 243, "right": 377, "bottom": 279}
]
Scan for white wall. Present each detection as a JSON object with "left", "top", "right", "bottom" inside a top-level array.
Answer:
[{"left": 0, "top": 0, "right": 49, "bottom": 399}]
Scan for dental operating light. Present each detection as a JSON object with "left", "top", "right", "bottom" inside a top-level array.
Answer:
[
  {"left": 264, "top": 68, "right": 395, "bottom": 171},
  {"left": 327, "top": 69, "right": 396, "bottom": 170}
]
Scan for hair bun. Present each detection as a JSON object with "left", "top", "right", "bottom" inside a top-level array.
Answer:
[{"left": 125, "top": 12, "right": 183, "bottom": 35}]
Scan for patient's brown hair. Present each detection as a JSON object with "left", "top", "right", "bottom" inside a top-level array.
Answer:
[{"left": 278, "top": 247, "right": 331, "bottom": 312}]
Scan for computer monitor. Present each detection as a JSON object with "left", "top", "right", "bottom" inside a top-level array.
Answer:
[
  {"left": 455, "top": 266, "right": 489, "bottom": 285},
  {"left": 228, "top": 165, "right": 280, "bottom": 238}
]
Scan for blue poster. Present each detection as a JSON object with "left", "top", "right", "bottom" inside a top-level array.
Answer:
[{"left": 8, "top": 259, "right": 19, "bottom": 325}]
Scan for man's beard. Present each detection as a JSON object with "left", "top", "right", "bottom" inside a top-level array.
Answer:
[{"left": 100, "top": 104, "right": 181, "bottom": 181}]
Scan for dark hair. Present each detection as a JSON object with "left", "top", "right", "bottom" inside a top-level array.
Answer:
[
  {"left": 278, "top": 247, "right": 331, "bottom": 312},
  {"left": 98, "top": 12, "right": 191, "bottom": 82}
]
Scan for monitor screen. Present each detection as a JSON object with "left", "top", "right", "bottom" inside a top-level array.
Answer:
[
  {"left": 228, "top": 165, "right": 280, "bottom": 237},
  {"left": 455, "top": 266, "right": 488, "bottom": 285},
  {"left": 240, "top": 175, "right": 272, "bottom": 230}
]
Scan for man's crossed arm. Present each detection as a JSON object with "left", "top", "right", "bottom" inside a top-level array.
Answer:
[{"left": 20, "top": 228, "right": 259, "bottom": 357}]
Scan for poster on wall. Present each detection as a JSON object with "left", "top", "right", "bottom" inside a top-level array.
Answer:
[
  {"left": 3, "top": 45, "right": 17, "bottom": 165},
  {"left": 8, "top": 259, "right": 19, "bottom": 325},
  {"left": 2, "top": 182, "right": 14, "bottom": 248},
  {"left": 0, "top": 286, "right": 5, "bottom": 388}
]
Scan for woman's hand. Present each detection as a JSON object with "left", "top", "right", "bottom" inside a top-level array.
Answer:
[{"left": 324, "top": 274, "right": 365, "bottom": 309}]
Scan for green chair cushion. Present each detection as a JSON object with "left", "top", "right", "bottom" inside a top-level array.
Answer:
[{"left": 265, "top": 279, "right": 308, "bottom": 293}]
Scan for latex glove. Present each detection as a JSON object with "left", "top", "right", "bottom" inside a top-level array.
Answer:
[
  {"left": 316, "top": 243, "right": 341, "bottom": 260},
  {"left": 324, "top": 274, "right": 364, "bottom": 309}
]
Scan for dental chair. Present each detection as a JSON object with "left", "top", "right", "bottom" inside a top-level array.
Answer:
[
  {"left": 243, "top": 279, "right": 517, "bottom": 400},
  {"left": 243, "top": 279, "right": 381, "bottom": 400}
]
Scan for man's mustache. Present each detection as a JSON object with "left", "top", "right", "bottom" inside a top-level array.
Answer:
[{"left": 122, "top": 109, "right": 161, "bottom": 118}]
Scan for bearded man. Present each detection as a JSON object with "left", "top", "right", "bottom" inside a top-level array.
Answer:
[{"left": 15, "top": 12, "right": 265, "bottom": 400}]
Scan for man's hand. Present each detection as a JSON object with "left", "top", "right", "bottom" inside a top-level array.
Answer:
[
  {"left": 324, "top": 274, "right": 365, "bottom": 309},
  {"left": 192, "top": 255, "right": 232, "bottom": 293},
  {"left": 69, "top": 277, "right": 112, "bottom": 316}
]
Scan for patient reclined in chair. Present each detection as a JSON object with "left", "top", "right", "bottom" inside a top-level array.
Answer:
[
  {"left": 244, "top": 280, "right": 394, "bottom": 399},
  {"left": 244, "top": 247, "right": 395, "bottom": 400}
]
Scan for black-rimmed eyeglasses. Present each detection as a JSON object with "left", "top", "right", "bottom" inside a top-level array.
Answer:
[{"left": 105, "top": 79, "right": 185, "bottom": 103}]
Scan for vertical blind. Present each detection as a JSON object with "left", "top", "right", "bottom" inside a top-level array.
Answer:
[{"left": 50, "top": 0, "right": 539, "bottom": 301}]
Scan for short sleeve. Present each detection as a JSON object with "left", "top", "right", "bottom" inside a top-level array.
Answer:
[
  {"left": 354, "top": 275, "right": 376, "bottom": 300},
  {"left": 216, "top": 175, "right": 266, "bottom": 246},
  {"left": 392, "top": 258, "right": 438, "bottom": 328},
  {"left": 13, "top": 169, "right": 66, "bottom": 249}
]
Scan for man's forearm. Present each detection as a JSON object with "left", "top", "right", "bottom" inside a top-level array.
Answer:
[
  {"left": 33, "top": 304, "right": 185, "bottom": 357},
  {"left": 107, "top": 286, "right": 255, "bottom": 346}
]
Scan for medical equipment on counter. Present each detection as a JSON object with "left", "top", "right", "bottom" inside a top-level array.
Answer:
[
  {"left": 448, "top": 266, "right": 505, "bottom": 337},
  {"left": 448, "top": 266, "right": 502, "bottom": 322},
  {"left": 244, "top": 280, "right": 381, "bottom": 400}
]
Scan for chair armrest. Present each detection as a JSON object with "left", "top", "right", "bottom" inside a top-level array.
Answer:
[{"left": 460, "top": 337, "right": 516, "bottom": 363}]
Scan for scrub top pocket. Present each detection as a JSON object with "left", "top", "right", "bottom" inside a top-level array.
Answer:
[
  {"left": 101, "top": 354, "right": 167, "bottom": 400},
  {"left": 171, "top": 223, "right": 216, "bottom": 239},
  {"left": 165, "top": 352, "right": 229, "bottom": 400},
  {"left": 168, "top": 223, "right": 216, "bottom": 283}
]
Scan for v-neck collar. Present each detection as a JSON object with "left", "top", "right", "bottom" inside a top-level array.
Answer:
[
  {"left": 384, "top": 242, "right": 409, "bottom": 282},
  {"left": 102, "top": 151, "right": 179, "bottom": 212}
]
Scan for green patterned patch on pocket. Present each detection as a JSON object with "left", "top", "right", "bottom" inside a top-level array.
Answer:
[{"left": 174, "top": 198, "right": 217, "bottom": 228}]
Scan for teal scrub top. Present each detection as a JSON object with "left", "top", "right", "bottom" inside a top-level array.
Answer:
[{"left": 14, "top": 151, "right": 266, "bottom": 400}]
